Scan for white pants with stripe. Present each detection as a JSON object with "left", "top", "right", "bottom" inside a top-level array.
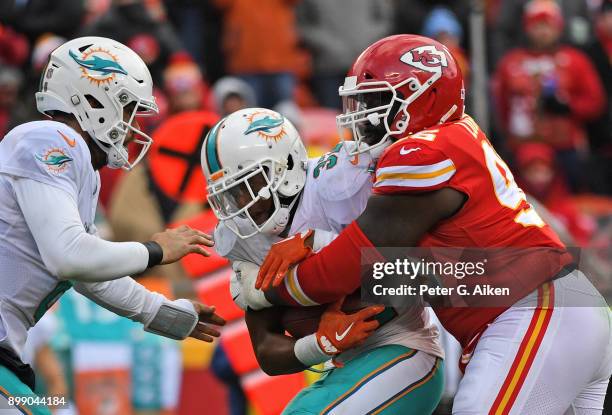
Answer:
[{"left": 453, "top": 270, "right": 612, "bottom": 415}]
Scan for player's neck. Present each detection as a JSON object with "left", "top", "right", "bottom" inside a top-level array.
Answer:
[{"left": 52, "top": 116, "right": 107, "bottom": 171}]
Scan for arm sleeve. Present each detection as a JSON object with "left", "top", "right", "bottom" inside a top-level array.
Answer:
[
  {"left": 270, "top": 222, "right": 381, "bottom": 306},
  {"left": 566, "top": 50, "right": 606, "bottom": 122},
  {"left": 13, "top": 177, "right": 150, "bottom": 281},
  {"left": 373, "top": 141, "right": 456, "bottom": 195},
  {"left": 72, "top": 278, "right": 165, "bottom": 325}
]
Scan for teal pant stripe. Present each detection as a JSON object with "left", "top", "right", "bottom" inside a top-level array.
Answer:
[
  {"left": 322, "top": 349, "right": 418, "bottom": 414},
  {"left": 367, "top": 356, "right": 442, "bottom": 414}
]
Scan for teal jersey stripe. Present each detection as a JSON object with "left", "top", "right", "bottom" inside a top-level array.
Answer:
[{"left": 206, "top": 119, "right": 223, "bottom": 174}]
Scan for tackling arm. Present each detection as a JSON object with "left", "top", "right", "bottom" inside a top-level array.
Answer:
[{"left": 261, "top": 189, "right": 466, "bottom": 307}]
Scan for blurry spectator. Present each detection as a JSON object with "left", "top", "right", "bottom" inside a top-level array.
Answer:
[
  {"left": 0, "top": 24, "right": 29, "bottom": 67},
  {"left": 422, "top": 7, "right": 470, "bottom": 85},
  {"left": 164, "top": 0, "right": 226, "bottom": 83},
  {"left": 82, "top": 0, "right": 184, "bottom": 85},
  {"left": 493, "top": 0, "right": 606, "bottom": 191},
  {"left": 212, "top": 76, "right": 256, "bottom": 116},
  {"left": 164, "top": 54, "right": 213, "bottom": 114},
  {"left": 584, "top": 0, "right": 612, "bottom": 195},
  {"left": 493, "top": 0, "right": 593, "bottom": 65},
  {"left": 214, "top": 0, "right": 301, "bottom": 108},
  {"left": 392, "top": 0, "right": 470, "bottom": 45},
  {"left": 296, "top": 0, "right": 392, "bottom": 109},
  {"left": 1, "top": 0, "right": 85, "bottom": 42},
  {"left": 0, "top": 65, "right": 25, "bottom": 138},
  {"left": 515, "top": 142, "right": 595, "bottom": 245}
]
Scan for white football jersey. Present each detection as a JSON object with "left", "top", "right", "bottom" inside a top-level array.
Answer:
[
  {"left": 0, "top": 121, "right": 100, "bottom": 356},
  {"left": 217, "top": 141, "right": 443, "bottom": 360}
]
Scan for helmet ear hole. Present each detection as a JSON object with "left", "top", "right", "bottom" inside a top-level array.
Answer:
[
  {"left": 287, "top": 154, "right": 294, "bottom": 171},
  {"left": 84, "top": 94, "right": 104, "bottom": 109}
]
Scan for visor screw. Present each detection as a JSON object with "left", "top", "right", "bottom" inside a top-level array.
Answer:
[
  {"left": 238, "top": 164, "right": 243, "bottom": 170},
  {"left": 119, "top": 93, "right": 129, "bottom": 104},
  {"left": 109, "top": 130, "right": 119, "bottom": 140},
  {"left": 104, "top": 86, "right": 110, "bottom": 91}
]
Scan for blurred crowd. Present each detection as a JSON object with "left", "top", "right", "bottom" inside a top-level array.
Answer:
[{"left": 1, "top": 0, "right": 611, "bottom": 414}]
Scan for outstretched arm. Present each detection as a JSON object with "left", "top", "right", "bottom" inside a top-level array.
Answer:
[
  {"left": 259, "top": 189, "right": 465, "bottom": 307},
  {"left": 13, "top": 177, "right": 213, "bottom": 281}
]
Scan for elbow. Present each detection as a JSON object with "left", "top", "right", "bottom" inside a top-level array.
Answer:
[
  {"left": 254, "top": 347, "right": 286, "bottom": 376},
  {"left": 51, "top": 255, "right": 89, "bottom": 281}
]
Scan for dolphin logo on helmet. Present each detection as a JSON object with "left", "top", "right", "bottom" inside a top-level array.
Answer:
[{"left": 69, "top": 50, "right": 128, "bottom": 76}]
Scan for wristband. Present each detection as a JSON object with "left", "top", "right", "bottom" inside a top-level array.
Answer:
[
  {"left": 294, "top": 334, "right": 331, "bottom": 367},
  {"left": 143, "top": 241, "right": 163, "bottom": 268}
]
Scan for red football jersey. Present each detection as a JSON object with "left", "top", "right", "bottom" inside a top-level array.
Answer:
[{"left": 373, "top": 114, "right": 571, "bottom": 346}]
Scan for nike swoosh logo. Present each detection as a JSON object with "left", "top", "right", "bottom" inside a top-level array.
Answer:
[
  {"left": 335, "top": 322, "right": 355, "bottom": 341},
  {"left": 58, "top": 130, "right": 76, "bottom": 147},
  {"left": 399, "top": 146, "right": 421, "bottom": 155}
]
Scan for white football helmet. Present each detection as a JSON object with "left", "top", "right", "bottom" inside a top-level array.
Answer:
[
  {"left": 201, "top": 108, "right": 308, "bottom": 239},
  {"left": 36, "top": 36, "right": 158, "bottom": 170}
]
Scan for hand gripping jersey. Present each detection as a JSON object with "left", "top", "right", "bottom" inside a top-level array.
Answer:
[
  {"left": 216, "top": 141, "right": 443, "bottom": 362},
  {"left": 0, "top": 121, "right": 100, "bottom": 355},
  {"left": 372, "top": 114, "right": 572, "bottom": 347}
]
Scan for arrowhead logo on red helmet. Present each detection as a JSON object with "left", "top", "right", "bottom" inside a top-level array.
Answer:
[{"left": 400, "top": 46, "right": 448, "bottom": 74}]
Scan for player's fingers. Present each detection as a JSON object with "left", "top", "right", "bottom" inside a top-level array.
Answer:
[
  {"left": 261, "top": 257, "right": 283, "bottom": 290},
  {"left": 189, "top": 244, "right": 211, "bottom": 257},
  {"left": 189, "top": 235, "right": 215, "bottom": 247},
  {"left": 272, "top": 261, "right": 291, "bottom": 287},
  {"left": 194, "top": 229, "right": 214, "bottom": 243},
  {"left": 196, "top": 323, "right": 221, "bottom": 338},
  {"left": 199, "top": 310, "right": 226, "bottom": 326},
  {"left": 359, "top": 320, "right": 380, "bottom": 333},
  {"left": 256, "top": 255, "right": 275, "bottom": 289},
  {"left": 355, "top": 305, "right": 385, "bottom": 321},
  {"left": 189, "top": 330, "right": 214, "bottom": 342},
  {"left": 176, "top": 224, "right": 190, "bottom": 232}
]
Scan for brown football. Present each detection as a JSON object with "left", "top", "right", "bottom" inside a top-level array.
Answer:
[{"left": 281, "top": 293, "right": 365, "bottom": 338}]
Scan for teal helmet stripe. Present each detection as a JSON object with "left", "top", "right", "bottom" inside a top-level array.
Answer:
[{"left": 205, "top": 118, "right": 224, "bottom": 174}]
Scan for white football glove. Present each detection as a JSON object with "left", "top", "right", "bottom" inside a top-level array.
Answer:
[{"left": 232, "top": 260, "right": 273, "bottom": 310}]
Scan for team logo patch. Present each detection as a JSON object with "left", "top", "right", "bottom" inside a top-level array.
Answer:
[
  {"left": 400, "top": 45, "right": 448, "bottom": 74},
  {"left": 35, "top": 147, "right": 73, "bottom": 175},
  {"left": 244, "top": 111, "right": 287, "bottom": 141},
  {"left": 69, "top": 47, "right": 128, "bottom": 86}
]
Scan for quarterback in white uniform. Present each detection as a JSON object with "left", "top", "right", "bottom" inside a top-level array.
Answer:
[
  {"left": 0, "top": 37, "right": 225, "bottom": 415},
  {"left": 202, "top": 108, "right": 444, "bottom": 414}
]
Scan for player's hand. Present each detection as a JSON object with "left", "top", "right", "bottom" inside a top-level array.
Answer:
[
  {"left": 151, "top": 225, "right": 214, "bottom": 264},
  {"left": 315, "top": 297, "right": 384, "bottom": 355},
  {"left": 256, "top": 229, "right": 314, "bottom": 290},
  {"left": 188, "top": 300, "right": 226, "bottom": 342}
]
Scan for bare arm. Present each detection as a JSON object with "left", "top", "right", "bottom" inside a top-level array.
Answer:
[{"left": 245, "top": 307, "right": 307, "bottom": 376}]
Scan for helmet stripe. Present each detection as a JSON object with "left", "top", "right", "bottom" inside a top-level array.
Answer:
[{"left": 205, "top": 120, "right": 223, "bottom": 174}]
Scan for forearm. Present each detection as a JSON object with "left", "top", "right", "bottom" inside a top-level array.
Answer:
[
  {"left": 72, "top": 277, "right": 164, "bottom": 325},
  {"left": 14, "top": 178, "right": 150, "bottom": 281},
  {"left": 245, "top": 308, "right": 308, "bottom": 376},
  {"left": 265, "top": 221, "right": 376, "bottom": 306}
]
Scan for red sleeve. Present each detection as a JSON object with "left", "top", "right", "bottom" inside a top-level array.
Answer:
[
  {"left": 373, "top": 139, "right": 455, "bottom": 195},
  {"left": 565, "top": 49, "right": 606, "bottom": 122},
  {"left": 271, "top": 221, "right": 384, "bottom": 306}
]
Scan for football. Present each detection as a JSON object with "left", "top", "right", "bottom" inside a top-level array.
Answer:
[{"left": 281, "top": 293, "right": 365, "bottom": 338}]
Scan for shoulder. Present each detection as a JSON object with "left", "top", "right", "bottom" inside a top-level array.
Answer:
[
  {"left": 306, "top": 141, "right": 374, "bottom": 202},
  {"left": 0, "top": 120, "right": 90, "bottom": 192}
]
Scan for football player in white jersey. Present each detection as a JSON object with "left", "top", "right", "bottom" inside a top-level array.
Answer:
[
  {"left": 0, "top": 37, "right": 225, "bottom": 415},
  {"left": 201, "top": 108, "right": 444, "bottom": 414}
]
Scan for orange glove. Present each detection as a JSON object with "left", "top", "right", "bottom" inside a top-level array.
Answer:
[
  {"left": 256, "top": 229, "right": 314, "bottom": 290},
  {"left": 315, "top": 298, "right": 384, "bottom": 356}
]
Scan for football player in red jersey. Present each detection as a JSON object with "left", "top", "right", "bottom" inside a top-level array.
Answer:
[{"left": 237, "top": 35, "right": 612, "bottom": 414}]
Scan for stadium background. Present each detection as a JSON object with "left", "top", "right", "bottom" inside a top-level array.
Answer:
[{"left": 0, "top": 0, "right": 610, "bottom": 414}]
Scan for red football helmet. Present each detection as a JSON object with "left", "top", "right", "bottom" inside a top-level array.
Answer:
[{"left": 337, "top": 34, "right": 465, "bottom": 155}]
